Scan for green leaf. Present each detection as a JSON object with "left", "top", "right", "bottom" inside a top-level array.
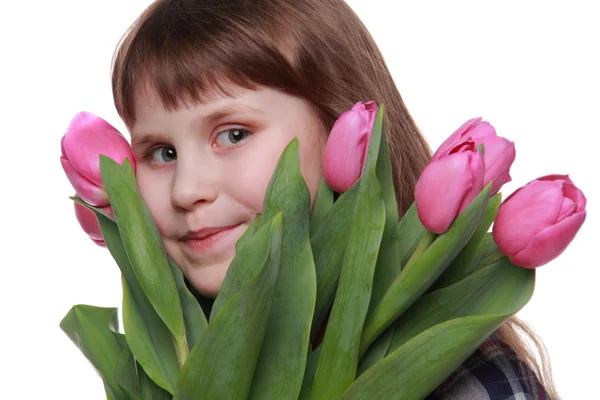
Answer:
[
  {"left": 115, "top": 345, "right": 141, "bottom": 399},
  {"left": 466, "top": 232, "right": 506, "bottom": 275},
  {"left": 298, "top": 347, "right": 322, "bottom": 400},
  {"left": 340, "top": 259, "right": 534, "bottom": 399},
  {"left": 167, "top": 258, "right": 207, "bottom": 349},
  {"left": 355, "top": 326, "right": 393, "bottom": 377},
  {"left": 387, "top": 257, "right": 535, "bottom": 353},
  {"left": 99, "top": 156, "right": 188, "bottom": 361},
  {"left": 73, "top": 199, "right": 180, "bottom": 394},
  {"left": 396, "top": 203, "right": 429, "bottom": 272},
  {"left": 309, "top": 105, "right": 386, "bottom": 400},
  {"left": 369, "top": 112, "right": 400, "bottom": 315},
  {"left": 138, "top": 362, "right": 174, "bottom": 400},
  {"left": 247, "top": 139, "right": 316, "bottom": 400},
  {"left": 122, "top": 277, "right": 180, "bottom": 394},
  {"left": 342, "top": 317, "right": 503, "bottom": 400},
  {"left": 310, "top": 178, "right": 334, "bottom": 235},
  {"left": 360, "top": 183, "right": 492, "bottom": 356},
  {"left": 430, "top": 193, "right": 502, "bottom": 291},
  {"left": 210, "top": 215, "right": 269, "bottom": 320},
  {"left": 60, "top": 305, "right": 129, "bottom": 400},
  {"left": 174, "top": 214, "right": 283, "bottom": 400},
  {"left": 309, "top": 182, "right": 360, "bottom": 340}
]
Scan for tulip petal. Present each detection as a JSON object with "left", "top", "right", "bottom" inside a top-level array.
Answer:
[
  {"left": 463, "top": 121, "right": 497, "bottom": 141},
  {"left": 62, "top": 157, "right": 109, "bottom": 206},
  {"left": 74, "top": 202, "right": 113, "bottom": 246},
  {"left": 62, "top": 111, "right": 135, "bottom": 188},
  {"left": 457, "top": 152, "right": 485, "bottom": 215},
  {"left": 414, "top": 153, "right": 473, "bottom": 234},
  {"left": 511, "top": 211, "right": 586, "bottom": 268},
  {"left": 557, "top": 197, "right": 576, "bottom": 222},
  {"left": 492, "top": 180, "right": 565, "bottom": 256},
  {"left": 480, "top": 136, "right": 515, "bottom": 194},
  {"left": 322, "top": 110, "right": 370, "bottom": 193},
  {"left": 563, "top": 181, "right": 587, "bottom": 212},
  {"left": 432, "top": 117, "right": 482, "bottom": 159}
]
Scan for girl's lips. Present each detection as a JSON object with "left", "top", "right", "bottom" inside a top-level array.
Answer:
[{"left": 181, "top": 223, "right": 244, "bottom": 254}]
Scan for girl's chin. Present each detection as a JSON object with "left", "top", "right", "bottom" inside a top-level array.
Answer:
[{"left": 183, "top": 258, "right": 233, "bottom": 299}]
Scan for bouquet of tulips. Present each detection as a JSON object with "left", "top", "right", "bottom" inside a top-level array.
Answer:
[{"left": 59, "top": 102, "right": 586, "bottom": 400}]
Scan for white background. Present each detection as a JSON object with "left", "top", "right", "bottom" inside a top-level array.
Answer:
[{"left": 1, "top": 1, "right": 597, "bottom": 398}]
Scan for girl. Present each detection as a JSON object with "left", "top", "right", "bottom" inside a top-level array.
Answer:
[{"left": 110, "top": 0, "right": 557, "bottom": 398}]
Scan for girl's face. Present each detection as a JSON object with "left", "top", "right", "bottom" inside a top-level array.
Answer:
[{"left": 131, "top": 84, "right": 327, "bottom": 297}]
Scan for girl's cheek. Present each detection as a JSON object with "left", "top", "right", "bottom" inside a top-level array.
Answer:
[{"left": 136, "top": 169, "right": 173, "bottom": 233}]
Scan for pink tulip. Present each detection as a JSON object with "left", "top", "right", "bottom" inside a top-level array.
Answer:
[
  {"left": 433, "top": 117, "right": 515, "bottom": 195},
  {"left": 414, "top": 139, "right": 485, "bottom": 234},
  {"left": 74, "top": 202, "right": 113, "bottom": 247},
  {"left": 61, "top": 112, "right": 135, "bottom": 207},
  {"left": 322, "top": 101, "right": 378, "bottom": 193},
  {"left": 492, "top": 174, "right": 586, "bottom": 268}
]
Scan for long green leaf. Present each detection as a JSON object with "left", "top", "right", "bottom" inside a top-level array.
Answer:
[
  {"left": 341, "top": 316, "right": 504, "bottom": 400},
  {"left": 355, "top": 326, "right": 393, "bottom": 377},
  {"left": 310, "top": 178, "right": 334, "bottom": 235},
  {"left": 167, "top": 258, "right": 207, "bottom": 349},
  {"left": 73, "top": 199, "right": 180, "bottom": 394},
  {"left": 342, "top": 261, "right": 534, "bottom": 399},
  {"left": 396, "top": 203, "right": 428, "bottom": 272},
  {"left": 115, "top": 345, "right": 140, "bottom": 399},
  {"left": 387, "top": 257, "right": 534, "bottom": 353},
  {"left": 309, "top": 182, "right": 360, "bottom": 340},
  {"left": 369, "top": 112, "right": 400, "bottom": 315},
  {"left": 247, "top": 139, "right": 316, "bottom": 400},
  {"left": 210, "top": 215, "right": 270, "bottom": 320},
  {"left": 360, "top": 184, "right": 492, "bottom": 355},
  {"left": 60, "top": 305, "right": 129, "bottom": 400},
  {"left": 298, "top": 347, "right": 323, "bottom": 400},
  {"left": 115, "top": 344, "right": 173, "bottom": 400},
  {"left": 99, "top": 156, "right": 187, "bottom": 360},
  {"left": 174, "top": 214, "right": 283, "bottom": 400},
  {"left": 466, "top": 232, "right": 506, "bottom": 275},
  {"left": 309, "top": 105, "right": 386, "bottom": 400},
  {"left": 122, "top": 277, "right": 179, "bottom": 394}
]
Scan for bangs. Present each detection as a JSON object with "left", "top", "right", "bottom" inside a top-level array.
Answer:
[{"left": 111, "top": 1, "right": 304, "bottom": 127}]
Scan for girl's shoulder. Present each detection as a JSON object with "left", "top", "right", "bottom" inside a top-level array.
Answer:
[{"left": 426, "top": 334, "right": 551, "bottom": 400}]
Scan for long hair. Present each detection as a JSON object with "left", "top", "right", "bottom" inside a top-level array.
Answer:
[{"left": 111, "top": 0, "right": 558, "bottom": 397}]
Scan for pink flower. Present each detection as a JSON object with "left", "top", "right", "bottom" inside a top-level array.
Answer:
[
  {"left": 74, "top": 202, "right": 113, "bottom": 247},
  {"left": 61, "top": 112, "right": 135, "bottom": 207},
  {"left": 322, "top": 101, "right": 378, "bottom": 193},
  {"left": 434, "top": 118, "right": 515, "bottom": 195},
  {"left": 492, "top": 174, "right": 587, "bottom": 268},
  {"left": 414, "top": 139, "right": 485, "bottom": 234}
]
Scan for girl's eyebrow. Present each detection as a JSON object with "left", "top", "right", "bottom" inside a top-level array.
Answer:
[
  {"left": 193, "top": 103, "right": 265, "bottom": 129},
  {"left": 131, "top": 131, "right": 170, "bottom": 151}
]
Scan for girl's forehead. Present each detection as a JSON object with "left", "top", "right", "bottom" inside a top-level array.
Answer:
[{"left": 130, "top": 83, "right": 317, "bottom": 138}]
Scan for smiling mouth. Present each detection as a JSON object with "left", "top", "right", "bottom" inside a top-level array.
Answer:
[{"left": 181, "top": 223, "right": 244, "bottom": 253}]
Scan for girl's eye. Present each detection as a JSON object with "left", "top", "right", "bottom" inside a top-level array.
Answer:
[
  {"left": 149, "top": 146, "right": 177, "bottom": 164},
  {"left": 214, "top": 128, "right": 250, "bottom": 148}
]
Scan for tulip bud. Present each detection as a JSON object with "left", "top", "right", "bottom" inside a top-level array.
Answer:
[
  {"left": 74, "top": 201, "right": 113, "bottom": 247},
  {"left": 414, "top": 139, "right": 485, "bottom": 234},
  {"left": 433, "top": 118, "right": 515, "bottom": 195},
  {"left": 61, "top": 111, "right": 135, "bottom": 207},
  {"left": 322, "top": 101, "right": 378, "bottom": 193},
  {"left": 492, "top": 174, "right": 586, "bottom": 268}
]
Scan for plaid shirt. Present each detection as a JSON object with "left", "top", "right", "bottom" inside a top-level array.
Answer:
[{"left": 427, "top": 334, "right": 551, "bottom": 400}]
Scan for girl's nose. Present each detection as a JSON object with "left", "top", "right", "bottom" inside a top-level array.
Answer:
[{"left": 170, "top": 158, "right": 219, "bottom": 211}]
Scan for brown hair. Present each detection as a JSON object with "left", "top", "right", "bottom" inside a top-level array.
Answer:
[{"left": 111, "top": 0, "right": 558, "bottom": 397}]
